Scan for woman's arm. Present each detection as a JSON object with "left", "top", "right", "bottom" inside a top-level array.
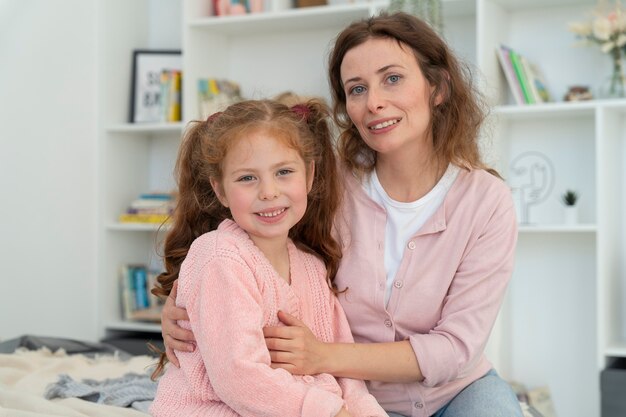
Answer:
[
  {"left": 328, "top": 295, "right": 395, "bottom": 417},
  {"left": 160, "top": 280, "right": 196, "bottom": 367},
  {"left": 265, "top": 311, "right": 422, "bottom": 383}
]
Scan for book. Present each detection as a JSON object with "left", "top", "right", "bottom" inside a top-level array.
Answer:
[
  {"left": 496, "top": 45, "right": 525, "bottom": 105},
  {"left": 119, "top": 264, "right": 164, "bottom": 322},
  {"left": 119, "top": 191, "right": 175, "bottom": 223},
  {"left": 133, "top": 266, "right": 149, "bottom": 309},
  {"left": 197, "top": 78, "right": 242, "bottom": 119},
  {"left": 527, "top": 386, "right": 556, "bottom": 417},
  {"left": 160, "top": 70, "right": 171, "bottom": 122},
  {"left": 524, "top": 59, "right": 552, "bottom": 103},
  {"left": 158, "top": 69, "right": 182, "bottom": 122},
  {"left": 118, "top": 213, "right": 170, "bottom": 224},
  {"left": 508, "top": 48, "right": 535, "bottom": 104},
  {"left": 497, "top": 45, "right": 550, "bottom": 105},
  {"left": 168, "top": 70, "right": 182, "bottom": 122},
  {"left": 119, "top": 264, "right": 138, "bottom": 319}
]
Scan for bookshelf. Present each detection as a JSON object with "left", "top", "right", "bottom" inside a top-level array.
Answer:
[
  {"left": 96, "top": 0, "right": 624, "bottom": 415},
  {"left": 96, "top": 0, "right": 183, "bottom": 348}
]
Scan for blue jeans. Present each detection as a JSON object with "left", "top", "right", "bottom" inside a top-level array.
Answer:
[{"left": 387, "top": 369, "right": 523, "bottom": 417}]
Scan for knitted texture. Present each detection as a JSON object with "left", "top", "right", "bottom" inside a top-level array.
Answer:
[
  {"left": 45, "top": 372, "right": 156, "bottom": 411},
  {"left": 151, "top": 219, "right": 385, "bottom": 417}
]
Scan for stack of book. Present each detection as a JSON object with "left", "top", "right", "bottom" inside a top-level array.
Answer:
[
  {"left": 496, "top": 44, "right": 552, "bottom": 105},
  {"left": 118, "top": 192, "right": 174, "bottom": 224},
  {"left": 198, "top": 78, "right": 242, "bottom": 119},
  {"left": 119, "top": 264, "right": 163, "bottom": 322}
]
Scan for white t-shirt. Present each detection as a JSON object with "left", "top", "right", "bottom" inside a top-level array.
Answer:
[{"left": 363, "top": 164, "right": 460, "bottom": 306}]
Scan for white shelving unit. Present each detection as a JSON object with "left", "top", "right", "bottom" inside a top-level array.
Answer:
[
  {"left": 96, "top": 0, "right": 183, "bottom": 344},
  {"left": 96, "top": 0, "right": 626, "bottom": 415}
]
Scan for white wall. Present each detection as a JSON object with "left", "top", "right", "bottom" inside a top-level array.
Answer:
[{"left": 0, "top": 0, "right": 98, "bottom": 342}]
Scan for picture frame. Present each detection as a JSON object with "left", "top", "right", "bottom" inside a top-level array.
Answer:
[{"left": 129, "top": 50, "right": 182, "bottom": 123}]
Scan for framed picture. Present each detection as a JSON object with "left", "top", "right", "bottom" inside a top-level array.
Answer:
[{"left": 129, "top": 50, "right": 182, "bottom": 123}]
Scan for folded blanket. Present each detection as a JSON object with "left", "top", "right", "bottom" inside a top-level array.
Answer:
[
  {"left": 45, "top": 372, "right": 157, "bottom": 413},
  {"left": 0, "top": 347, "right": 157, "bottom": 417}
]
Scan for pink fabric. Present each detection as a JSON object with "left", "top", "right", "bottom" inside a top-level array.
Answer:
[
  {"left": 335, "top": 168, "right": 518, "bottom": 417},
  {"left": 151, "top": 219, "right": 385, "bottom": 417}
]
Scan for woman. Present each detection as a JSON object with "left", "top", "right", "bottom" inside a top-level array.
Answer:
[{"left": 160, "top": 12, "right": 522, "bottom": 417}]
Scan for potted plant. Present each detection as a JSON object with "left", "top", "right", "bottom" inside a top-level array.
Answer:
[{"left": 561, "top": 189, "right": 579, "bottom": 224}]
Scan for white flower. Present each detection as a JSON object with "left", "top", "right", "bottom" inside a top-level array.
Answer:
[
  {"left": 568, "top": 1, "right": 626, "bottom": 55},
  {"left": 601, "top": 40, "right": 616, "bottom": 52},
  {"left": 593, "top": 16, "right": 612, "bottom": 41},
  {"left": 616, "top": 14, "right": 626, "bottom": 31},
  {"left": 568, "top": 22, "right": 592, "bottom": 36}
]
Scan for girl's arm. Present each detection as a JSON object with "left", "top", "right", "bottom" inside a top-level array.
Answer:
[{"left": 265, "top": 311, "right": 422, "bottom": 383}]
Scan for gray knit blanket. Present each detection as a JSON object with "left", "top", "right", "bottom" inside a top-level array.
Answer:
[{"left": 44, "top": 372, "right": 157, "bottom": 413}]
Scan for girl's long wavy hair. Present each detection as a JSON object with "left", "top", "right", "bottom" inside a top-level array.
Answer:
[
  {"left": 328, "top": 11, "right": 500, "bottom": 178},
  {"left": 150, "top": 99, "right": 342, "bottom": 378}
]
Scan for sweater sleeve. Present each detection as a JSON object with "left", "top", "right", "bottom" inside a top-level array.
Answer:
[
  {"left": 329, "top": 295, "right": 388, "bottom": 417},
  {"left": 409, "top": 187, "right": 518, "bottom": 387},
  {"left": 189, "top": 254, "right": 345, "bottom": 417}
]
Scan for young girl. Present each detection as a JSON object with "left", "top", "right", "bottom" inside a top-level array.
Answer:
[{"left": 149, "top": 99, "right": 386, "bottom": 417}]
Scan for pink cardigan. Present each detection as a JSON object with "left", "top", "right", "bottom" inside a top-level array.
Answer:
[
  {"left": 335, "top": 168, "right": 518, "bottom": 417},
  {"left": 151, "top": 219, "right": 386, "bottom": 417}
]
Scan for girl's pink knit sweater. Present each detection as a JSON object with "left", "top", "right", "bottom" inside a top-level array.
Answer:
[{"left": 151, "top": 219, "right": 386, "bottom": 417}]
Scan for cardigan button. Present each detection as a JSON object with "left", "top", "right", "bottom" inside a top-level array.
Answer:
[
  {"left": 394, "top": 281, "right": 403, "bottom": 289},
  {"left": 407, "top": 241, "right": 416, "bottom": 250},
  {"left": 384, "top": 319, "right": 392, "bottom": 327}
]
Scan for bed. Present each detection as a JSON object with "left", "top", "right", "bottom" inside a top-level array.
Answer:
[
  {"left": 0, "top": 336, "right": 543, "bottom": 417},
  {"left": 0, "top": 335, "right": 157, "bottom": 417}
]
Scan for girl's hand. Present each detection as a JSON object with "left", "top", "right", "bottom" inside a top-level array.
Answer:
[
  {"left": 263, "top": 311, "right": 328, "bottom": 375},
  {"left": 161, "top": 280, "right": 196, "bottom": 367}
]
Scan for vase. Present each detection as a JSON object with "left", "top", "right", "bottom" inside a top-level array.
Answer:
[
  {"left": 600, "top": 49, "right": 626, "bottom": 99},
  {"left": 564, "top": 205, "right": 578, "bottom": 225}
]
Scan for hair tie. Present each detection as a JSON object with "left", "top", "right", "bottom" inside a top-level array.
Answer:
[
  {"left": 206, "top": 111, "right": 223, "bottom": 124},
  {"left": 290, "top": 104, "right": 311, "bottom": 122}
]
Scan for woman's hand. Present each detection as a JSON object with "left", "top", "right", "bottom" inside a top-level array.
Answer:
[
  {"left": 161, "top": 280, "right": 196, "bottom": 367},
  {"left": 263, "top": 311, "right": 329, "bottom": 375}
]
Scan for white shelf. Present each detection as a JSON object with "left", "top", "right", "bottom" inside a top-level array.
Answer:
[
  {"left": 494, "top": 99, "right": 626, "bottom": 120},
  {"left": 518, "top": 224, "right": 597, "bottom": 233},
  {"left": 187, "top": 3, "right": 388, "bottom": 34},
  {"left": 187, "top": 0, "right": 478, "bottom": 34},
  {"left": 488, "top": 0, "right": 597, "bottom": 11},
  {"left": 107, "top": 223, "right": 170, "bottom": 232},
  {"left": 605, "top": 343, "right": 626, "bottom": 358},
  {"left": 98, "top": 0, "right": 182, "bottom": 345},
  {"left": 493, "top": 101, "right": 596, "bottom": 121},
  {"left": 106, "top": 122, "right": 184, "bottom": 134},
  {"left": 105, "top": 320, "right": 162, "bottom": 333}
]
